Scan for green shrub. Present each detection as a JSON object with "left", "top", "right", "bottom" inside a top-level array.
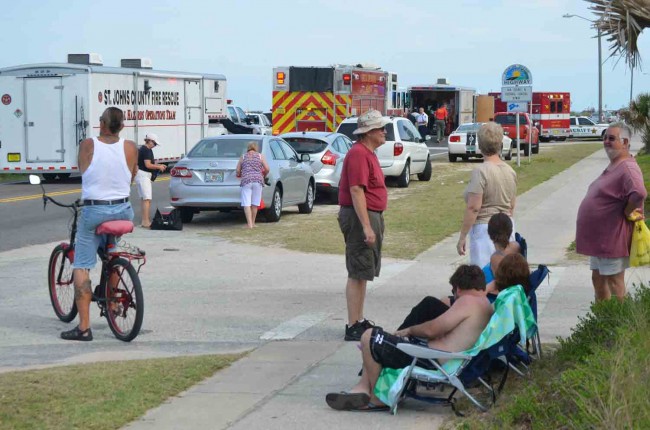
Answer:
[{"left": 452, "top": 284, "right": 650, "bottom": 429}]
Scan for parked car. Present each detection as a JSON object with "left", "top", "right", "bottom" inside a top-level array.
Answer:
[
  {"left": 336, "top": 116, "right": 432, "bottom": 187},
  {"left": 246, "top": 112, "right": 273, "bottom": 135},
  {"left": 169, "top": 135, "right": 315, "bottom": 223},
  {"left": 569, "top": 116, "right": 608, "bottom": 139},
  {"left": 281, "top": 131, "right": 352, "bottom": 203},
  {"left": 447, "top": 122, "right": 513, "bottom": 162},
  {"left": 493, "top": 112, "right": 540, "bottom": 156}
]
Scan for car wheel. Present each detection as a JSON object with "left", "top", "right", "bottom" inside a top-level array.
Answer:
[
  {"left": 179, "top": 208, "right": 194, "bottom": 223},
  {"left": 505, "top": 146, "right": 513, "bottom": 161},
  {"left": 329, "top": 189, "right": 339, "bottom": 204},
  {"left": 417, "top": 156, "right": 432, "bottom": 181},
  {"left": 448, "top": 153, "right": 457, "bottom": 162},
  {"left": 461, "top": 155, "right": 469, "bottom": 162},
  {"left": 264, "top": 186, "right": 282, "bottom": 222},
  {"left": 396, "top": 161, "right": 410, "bottom": 188},
  {"left": 298, "top": 182, "right": 314, "bottom": 214}
]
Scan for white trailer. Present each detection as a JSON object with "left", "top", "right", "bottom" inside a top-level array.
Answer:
[
  {"left": 0, "top": 54, "right": 227, "bottom": 178},
  {"left": 407, "top": 79, "right": 476, "bottom": 132}
]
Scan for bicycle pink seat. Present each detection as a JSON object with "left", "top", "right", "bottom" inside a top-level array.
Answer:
[{"left": 96, "top": 220, "right": 134, "bottom": 236}]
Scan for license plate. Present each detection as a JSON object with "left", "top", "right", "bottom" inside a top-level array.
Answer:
[
  {"left": 205, "top": 170, "right": 224, "bottom": 182},
  {"left": 7, "top": 153, "right": 21, "bottom": 162},
  {"left": 467, "top": 145, "right": 476, "bottom": 152},
  {"left": 552, "top": 130, "right": 559, "bottom": 135}
]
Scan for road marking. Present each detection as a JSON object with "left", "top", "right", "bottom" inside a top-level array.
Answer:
[
  {"left": 260, "top": 312, "right": 329, "bottom": 340},
  {"left": 0, "top": 176, "right": 170, "bottom": 204}
]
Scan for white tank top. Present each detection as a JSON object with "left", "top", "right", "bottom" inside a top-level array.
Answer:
[{"left": 81, "top": 137, "right": 132, "bottom": 200}]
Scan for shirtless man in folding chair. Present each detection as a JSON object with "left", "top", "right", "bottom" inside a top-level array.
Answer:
[{"left": 326, "top": 265, "right": 493, "bottom": 412}]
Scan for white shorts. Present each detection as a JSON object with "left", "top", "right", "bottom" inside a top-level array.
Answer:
[
  {"left": 241, "top": 182, "right": 262, "bottom": 207},
  {"left": 469, "top": 219, "right": 516, "bottom": 268},
  {"left": 589, "top": 256, "right": 629, "bottom": 276},
  {"left": 135, "top": 170, "right": 153, "bottom": 200}
]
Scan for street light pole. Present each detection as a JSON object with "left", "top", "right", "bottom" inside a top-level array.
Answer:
[
  {"left": 563, "top": 13, "right": 602, "bottom": 121},
  {"left": 597, "top": 26, "right": 603, "bottom": 121}
]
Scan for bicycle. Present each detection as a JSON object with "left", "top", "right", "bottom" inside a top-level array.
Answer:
[{"left": 30, "top": 175, "right": 146, "bottom": 342}]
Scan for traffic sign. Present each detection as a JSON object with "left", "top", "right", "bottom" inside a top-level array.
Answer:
[
  {"left": 502, "top": 64, "right": 533, "bottom": 86},
  {"left": 507, "top": 102, "right": 528, "bottom": 112},
  {"left": 501, "top": 85, "right": 532, "bottom": 102}
]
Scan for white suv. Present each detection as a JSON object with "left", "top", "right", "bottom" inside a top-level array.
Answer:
[{"left": 337, "top": 116, "right": 432, "bottom": 187}]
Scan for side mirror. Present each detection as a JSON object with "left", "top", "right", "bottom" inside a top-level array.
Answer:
[
  {"left": 29, "top": 174, "right": 41, "bottom": 185},
  {"left": 300, "top": 153, "right": 310, "bottom": 162}
]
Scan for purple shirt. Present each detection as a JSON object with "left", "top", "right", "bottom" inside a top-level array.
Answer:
[{"left": 576, "top": 157, "right": 647, "bottom": 258}]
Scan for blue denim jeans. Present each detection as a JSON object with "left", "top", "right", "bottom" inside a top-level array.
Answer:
[{"left": 73, "top": 203, "right": 134, "bottom": 269}]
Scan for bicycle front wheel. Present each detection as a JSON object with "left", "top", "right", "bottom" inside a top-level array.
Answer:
[
  {"left": 104, "top": 257, "right": 144, "bottom": 342},
  {"left": 48, "top": 244, "right": 77, "bottom": 322}
]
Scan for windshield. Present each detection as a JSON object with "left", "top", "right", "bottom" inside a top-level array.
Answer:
[
  {"left": 187, "top": 138, "right": 263, "bottom": 158},
  {"left": 283, "top": 138, "right": 329, "bottom": 154},
  {"left": 494, "top": 115, "right": 521, "bottom": 125},
  {"left": 456, "top": 123, "right": 481, "bottom": 133},
  {"left": 337, "top": 122, "right": 395, "bottom": 141}
]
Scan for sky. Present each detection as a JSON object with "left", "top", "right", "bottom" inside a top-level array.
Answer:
[{"left": 2, "top": 0, "right": 649, "bottom": 113}]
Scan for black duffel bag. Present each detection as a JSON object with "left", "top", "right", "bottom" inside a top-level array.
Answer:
[{"left": 150, "top": 207, "right": 183, "bottom": 231}]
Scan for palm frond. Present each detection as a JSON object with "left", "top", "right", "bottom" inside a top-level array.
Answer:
[{"left": 586, "top": 0, "right": 650, "bottom": 68}]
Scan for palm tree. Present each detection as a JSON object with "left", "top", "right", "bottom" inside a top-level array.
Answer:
[
  {"left": 620, "top": 93, "right": 650, "bottom": 153},
  {"left": 586, "top": 0, "right": 650, "bottom": 68}
]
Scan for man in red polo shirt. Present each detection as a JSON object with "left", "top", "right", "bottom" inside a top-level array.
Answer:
[
  {"left": 435, "top": 104, "right": 448, "bottom": 143},
  {"left": 338, "top": 110, "right": 390, "bottom": 341}
]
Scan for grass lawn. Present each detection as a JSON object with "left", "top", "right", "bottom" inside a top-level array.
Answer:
[
  {"left": 0, "top": 173, "right": 28, "bottom": 184},
  {"left": 218, "top": 143, "right": 602, "bottom": 259},
  {"left": 0, "top": 354, "right": 243, "bottom": 430}
]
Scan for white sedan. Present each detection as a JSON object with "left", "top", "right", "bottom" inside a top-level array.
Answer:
[{"left": 447, "top": 122, "right": 513, "bottom": 162}]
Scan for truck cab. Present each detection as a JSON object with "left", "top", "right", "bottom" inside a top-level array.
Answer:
[{"left": 493, "top": 112, "right": 540, "bottom": 156}]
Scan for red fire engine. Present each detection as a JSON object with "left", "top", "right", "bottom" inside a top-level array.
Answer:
[
  {"left": 272, "top": 65, "right": 392, "bottom": 135},
  {"left": 489, "top": 92, "right": 571, "bottom": 141}
]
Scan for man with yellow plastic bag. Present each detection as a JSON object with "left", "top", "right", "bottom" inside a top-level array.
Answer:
[{"left": 576, "top": 123, "right": 647, "bottom": 302}]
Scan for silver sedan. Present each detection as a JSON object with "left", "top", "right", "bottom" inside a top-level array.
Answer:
[
  {"left": 169, "top": 135, "right": 315, "bottom": 223},
  {"left": 280, "top": 131, "right": 352, "bottom": 203}
]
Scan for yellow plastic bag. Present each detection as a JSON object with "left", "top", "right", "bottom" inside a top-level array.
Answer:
[{"left": 630, "top": 220, "right": 650, "bottom": 267}]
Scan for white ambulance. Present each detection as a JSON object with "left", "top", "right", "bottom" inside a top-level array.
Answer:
[{"left": 0, "top": 54, "right": 228, "bottom": 179}]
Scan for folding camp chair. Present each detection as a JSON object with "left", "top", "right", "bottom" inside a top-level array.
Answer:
[
  {"left": 374, "top": 286, "right": 536, "bottom": 415},
  {"left": 525, "top": 264, "right": 549, "bottom": 359}
]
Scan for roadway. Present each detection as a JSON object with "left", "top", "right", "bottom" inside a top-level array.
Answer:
[{"left": 0, "top": 175, "right": 172, "bottom": 252}]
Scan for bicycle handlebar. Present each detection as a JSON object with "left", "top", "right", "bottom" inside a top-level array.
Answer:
[{"left": 42, "top": 194, "right": 81, "bottom": 210}]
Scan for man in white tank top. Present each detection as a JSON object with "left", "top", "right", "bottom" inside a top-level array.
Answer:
[{"left": 61, "top": 107, "right": 138, "bottom": 341}]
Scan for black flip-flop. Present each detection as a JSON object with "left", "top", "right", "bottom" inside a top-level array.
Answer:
[
  {"left": 325, "top": 392, "right": 370, "bottom": 410},
  {"left": 350, "top": 402, "right": 390, "bottom": 412}
]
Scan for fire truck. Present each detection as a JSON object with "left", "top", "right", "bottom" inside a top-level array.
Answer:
[
  {"left": 489, "top": 91, "right": 571, "bottom": 142},
  {"left": 0, "top": 53, "right": 228, "bottom": 178},
  {"left": 271, "top": 65, "right": 391, "bottom": 135}
]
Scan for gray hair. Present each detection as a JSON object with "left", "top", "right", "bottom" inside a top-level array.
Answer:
[
  {"left": 608, "top": 122, "right": 632, "bottom": 141},
  {"left": 478, "top": 122, "right": 504, "bottom": 156}
]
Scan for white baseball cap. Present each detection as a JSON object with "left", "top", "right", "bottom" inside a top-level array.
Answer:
[{"left": 145, "top": 133, "right": 160, "bottom": 146}]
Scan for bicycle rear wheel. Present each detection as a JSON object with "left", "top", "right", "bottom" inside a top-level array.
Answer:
[
  {"left": 104, "top": 257, "right": 144, "bottom": 342},
  {"left": 48, "top": 244, "right": 77, "bottom": 322}
]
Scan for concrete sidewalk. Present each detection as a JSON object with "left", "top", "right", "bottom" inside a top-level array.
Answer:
[{"left": 122, "top": 139, "right": 650, "bottom": 430}]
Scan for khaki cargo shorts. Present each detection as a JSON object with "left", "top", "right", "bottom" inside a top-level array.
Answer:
[{"left": 338, "top": 206, "right": 384, "bottom": 281}]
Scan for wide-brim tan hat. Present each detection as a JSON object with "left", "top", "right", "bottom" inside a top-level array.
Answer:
[{"left": 353, "top": 110, "right": 391, "bottom": 135}]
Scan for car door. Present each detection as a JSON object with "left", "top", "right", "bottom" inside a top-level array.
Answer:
[
  {"left": 279, "top": 139, "right": 308, "bottom": 203},
  {"left": 399, "top": 119, "right": 428, "bottom": 173},
  {"left": 578, "top": 117, "right": 600, "bottom": 137},
  {"left": 269, "top": 139, "right": 291, "bottom": 200}
]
